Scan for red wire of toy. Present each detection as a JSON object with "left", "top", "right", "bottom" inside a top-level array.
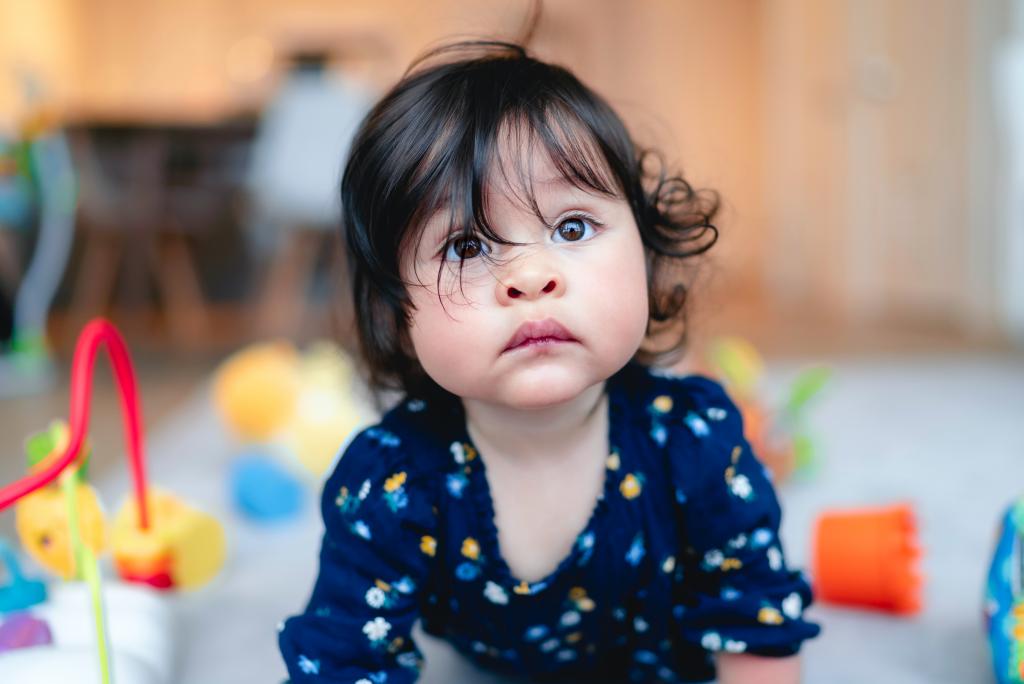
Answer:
[{"left": 0, "top": 319, "right": 150, "bottom": 529}]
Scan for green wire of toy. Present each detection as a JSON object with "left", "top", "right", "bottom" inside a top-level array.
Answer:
[{"left": 62, "top": 469, "right": 112, "bottom": 684}]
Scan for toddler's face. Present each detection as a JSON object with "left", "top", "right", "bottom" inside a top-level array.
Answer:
[{"left": 402, "top": 147, "right": 649, "bottom": 409}]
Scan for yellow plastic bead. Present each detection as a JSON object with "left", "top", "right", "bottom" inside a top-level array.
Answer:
[
  {"left": 112, "top": 489, "right": 226, "bottom": 590},
  {"left": 16, "top": 481, "right": 106, "bottom": 579}
]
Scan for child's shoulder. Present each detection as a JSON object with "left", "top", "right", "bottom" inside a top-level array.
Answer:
[
  {"left": 615, "top": 362, "right": 739, "bottom": 419},
  {"left": 319, "top": 395, "right": 457, "bottom": 537},
  {"left": 612, "top": 362, "right": 745, "bottom": 457},
  {"left": 326, "top": 394, "right": 459, "bottom": 492}
]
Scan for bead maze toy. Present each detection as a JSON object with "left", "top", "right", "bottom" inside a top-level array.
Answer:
[{"left": 0, "top": 318, "right": 226, "bottom": 683}]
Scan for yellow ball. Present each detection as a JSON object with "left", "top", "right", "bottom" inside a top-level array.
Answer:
[
  {"left": 213, "top": 342, "right": 300, "bottom": 441},
  {"left": 286, "top": 390, "right": 362, "bottom": 476},
  {"left": 284, "top": 342, "right": 364, "bottom": 476}
]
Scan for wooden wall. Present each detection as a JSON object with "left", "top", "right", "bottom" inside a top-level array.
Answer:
[{"left": 0, "top": 0, "right": 1011, "bottom": 341}]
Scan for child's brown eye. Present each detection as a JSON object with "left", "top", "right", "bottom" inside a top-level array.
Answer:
[
  {"left": 444, "top": 237, "right": 488, "bottom": 261},
  {"left": 553, "top": 216, "right": 596, "bottom": 243}
]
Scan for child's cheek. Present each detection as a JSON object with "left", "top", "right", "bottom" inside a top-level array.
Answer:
[{"left": 405, "top": 287, "right": 487, "bottom": 391}]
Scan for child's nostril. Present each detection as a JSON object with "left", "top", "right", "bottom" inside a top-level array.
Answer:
[
  {"left": 508, "top": 287, "right": 522, "bottom": 298},
  {"left": 542, "top": 280, "right": 556, "bottom": 293}
]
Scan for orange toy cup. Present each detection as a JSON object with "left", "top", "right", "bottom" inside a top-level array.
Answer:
[{"left": 812, "top": 503, "right": 923, "bottom": 615}]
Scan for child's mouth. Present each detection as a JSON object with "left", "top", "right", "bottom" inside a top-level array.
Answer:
[{"left": 502, "top": 318, "right": 579, "bottom": 353}]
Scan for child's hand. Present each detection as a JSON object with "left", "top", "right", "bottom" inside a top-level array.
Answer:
[{"left": 716, "top": 653, "right": 802, "bottom": 684}]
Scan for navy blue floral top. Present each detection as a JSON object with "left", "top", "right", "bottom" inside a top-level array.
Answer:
[{"left": 279, "top": 363, "right": 820, "bottom": 683}]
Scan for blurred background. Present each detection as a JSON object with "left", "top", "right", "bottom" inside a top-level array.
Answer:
[
  {"left": 0, "top": 0, "right": 1021, "bottom": 361},
  {"left": 0, "top": 1, "right": 1022, "bottom": 682}
]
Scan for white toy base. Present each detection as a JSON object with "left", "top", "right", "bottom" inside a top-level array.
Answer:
[
  {"left": 0, "top": 645, "right": 160, "bottom": 684},
  {"left": 0, "top": 581, "right": 175, "bottom": 684}
]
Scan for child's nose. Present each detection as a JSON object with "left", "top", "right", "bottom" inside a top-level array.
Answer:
[{"left": 496, "top": 261, "right": 566, "bottom": 304}]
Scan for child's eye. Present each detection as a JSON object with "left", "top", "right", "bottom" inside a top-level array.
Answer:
[
  {"left": 552, "top": 216, "right": 598, "bottom": 243},
  {"left": 443, "top": 236, "right": 489, "bottom": 261}
]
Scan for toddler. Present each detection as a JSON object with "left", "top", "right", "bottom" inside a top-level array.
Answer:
[{"left": 279, "top": 40, "right": 820, "bottom": 683}]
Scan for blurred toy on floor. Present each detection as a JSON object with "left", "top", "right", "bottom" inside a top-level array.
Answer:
[
  {"left": 0, "top": 319, "right": 227, "bottom": 683},
  {"left": 707, "top": 336, "right": 830, "bottom": 483},
  {"left": 985, "top": 496, "right": 1024, "bottom": 684},
  {"left": 0, "top": 70, "right": 77, "bottom": 398},
  {"left": 812, "top": 503, "right": 924, "bottom": 615},
  {"left": 213, "top": 340, "right": 368, "bottom": 523},
  {"left": 0, "top": 540, "right": 46, "bottom": 616}
]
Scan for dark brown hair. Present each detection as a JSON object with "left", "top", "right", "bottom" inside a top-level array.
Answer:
[{"left": 340, "top": 40, "right": 719, "bottom": 400}]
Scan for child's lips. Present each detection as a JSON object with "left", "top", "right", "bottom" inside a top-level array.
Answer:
[{"left": 502, "top": 318, "right": 579, "bottom": 353}]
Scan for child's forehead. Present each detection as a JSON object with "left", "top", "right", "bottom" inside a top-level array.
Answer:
[
  {"left": 471, "top": 144, "right": 612, "bottom": 213},
  {"left": 493, "top": 128, "right": 608, "bottom": 190},
  {"left": 488, "top": 168, "right": 592, "bottom": 210}
]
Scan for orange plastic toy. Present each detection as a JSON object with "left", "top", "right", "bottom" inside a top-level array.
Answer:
[{"left": 812, "top": 503, "right": 923, "bottom": 615}]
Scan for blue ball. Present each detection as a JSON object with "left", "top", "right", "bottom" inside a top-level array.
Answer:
[{"left": 230, "top": 453, "right": 304, "bottom": 522}]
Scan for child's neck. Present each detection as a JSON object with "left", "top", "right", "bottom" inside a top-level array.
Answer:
[{"left": 462, "top": 381, "right": 608, "bottom": 465}]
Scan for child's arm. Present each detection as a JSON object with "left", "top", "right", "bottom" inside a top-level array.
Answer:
[
  {"left": 278, "top": 427, "right": 436, "bottom": 683},
  {"left": 660, "top": 376, "right": 820, "bottom": 672},
  {"left": 716, "top": 653, "right": 802, "bottom": 684}
]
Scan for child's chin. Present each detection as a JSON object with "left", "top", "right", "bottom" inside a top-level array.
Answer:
[{"left": 497, "top": 367, "right": 596, "bottom": 409}]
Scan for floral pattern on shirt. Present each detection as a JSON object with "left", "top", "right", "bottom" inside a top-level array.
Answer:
[{"left": 279, "top": 364, "right": 820, "bottom": 683}]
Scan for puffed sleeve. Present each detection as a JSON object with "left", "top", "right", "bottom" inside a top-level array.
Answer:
[
  {"left": 278, "top": 424, "right": 439, "bottom": 683},
  {"left": 656, "top": 375, "right": 820, "bottom": 658}
]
